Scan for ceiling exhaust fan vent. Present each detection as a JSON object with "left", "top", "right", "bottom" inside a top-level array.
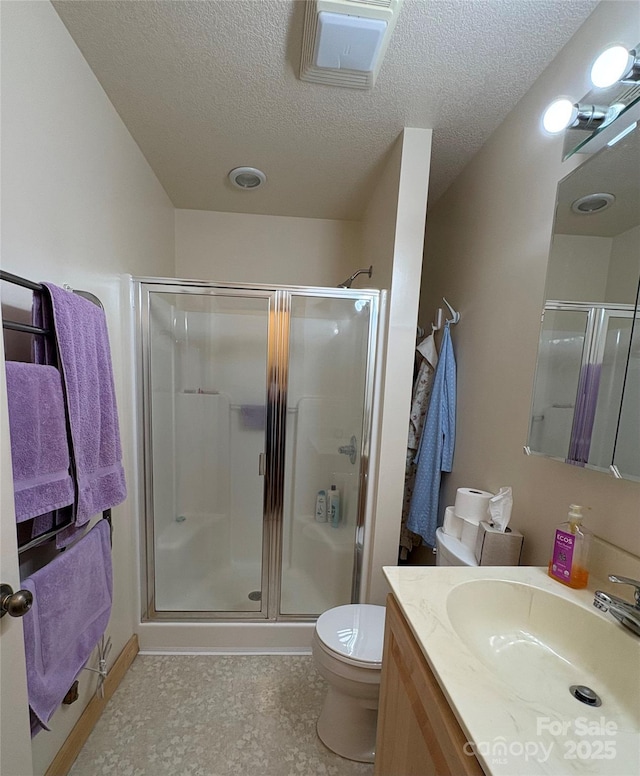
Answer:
[{"left": 299, "top": 0, "right": 403, "bottom": 90}]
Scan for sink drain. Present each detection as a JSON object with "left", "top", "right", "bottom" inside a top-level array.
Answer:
[
  {"left": 570, "top": 685, "right": 602, "bottom": 707},
  {"left": 248, "top": 590, "right": 262, "bottom": 602}
]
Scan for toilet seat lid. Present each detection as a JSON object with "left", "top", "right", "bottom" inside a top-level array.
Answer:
[{"left": 315, "top": 604, "right": 386, "bottom": 664}]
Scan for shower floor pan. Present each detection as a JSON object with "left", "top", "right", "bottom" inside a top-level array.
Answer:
[
  {"left": 154, "top": 563, "right": 336, "bottom": 617},
  {"left": 153, "top": 513, "right": 353, "bottom": 618}
]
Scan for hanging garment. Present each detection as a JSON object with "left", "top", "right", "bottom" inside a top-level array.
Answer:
[
  {"left": 407, "top": 323, "right": 456, "bottom": 547},
  {"left": 399, "top": 334, "right": 438, "bottom": 559}
]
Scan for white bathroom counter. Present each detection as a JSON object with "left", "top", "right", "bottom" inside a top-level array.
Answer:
[{"left": 382, "top": 565, "right": 640, "bottom": 776}]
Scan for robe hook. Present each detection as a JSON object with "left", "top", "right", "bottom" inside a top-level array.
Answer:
[{"left": 442, "top": 297, "right": 460, "bottom": 324}]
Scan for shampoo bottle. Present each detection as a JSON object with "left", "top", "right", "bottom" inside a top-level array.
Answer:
[
  {"left": 328, "top": 485, "right": 340, "bottom": 528},
  {"left": 548, "top": 504, "right": 591, "bottom": 589},
  {"left": 315, "top": 490, "right": 327, "bottom": 523}
]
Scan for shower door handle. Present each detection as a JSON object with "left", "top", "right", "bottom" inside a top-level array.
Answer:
[{"left": 258, "top": 453, "right": 266, "bottom": 476}]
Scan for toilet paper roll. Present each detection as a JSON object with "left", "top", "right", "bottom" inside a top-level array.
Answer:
[
  {"left": 461, "top": 518, "right": 480, "bottom": 551},
  {"left": 454, "top": 488, "right": 494, "bottom": 523},
  {"left": 442, "top": 506, "right": 464, "bottom": 540}
]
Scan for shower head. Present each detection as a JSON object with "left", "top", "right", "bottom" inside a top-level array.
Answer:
[{"left": 337, "top": 265, "right": 373, "bottom": 289}]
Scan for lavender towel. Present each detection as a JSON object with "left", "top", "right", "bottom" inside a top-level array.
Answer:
[
  {"left": 5, "top": 362, "right": 74, "bottom": 523},
  {"left": 22, "top": 519, "right": 112, "bottom": 735},
  {"left": 33, "top": 283, "right": 126, "bottom": 527},
  {"left": 240, "top": 404, "right": 265, "bottom": 430}
]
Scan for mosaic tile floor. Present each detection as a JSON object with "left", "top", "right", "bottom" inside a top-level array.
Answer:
[{"left": 70, "top": 655, "right": 375, "bottom": 776}]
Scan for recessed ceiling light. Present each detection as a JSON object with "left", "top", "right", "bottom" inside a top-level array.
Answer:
[
  {"left": 228, "top": 167, "right": 266, "bottom": 190},
  {"left": 571, "top": 193, "right": 615, "bottom": 214}
]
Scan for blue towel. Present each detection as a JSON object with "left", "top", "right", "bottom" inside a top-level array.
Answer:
[
  {"left": 21, "top": 519, "right": 112, "bottom": 735},
  {"left": 407, "top": 324, "right": 456, "bottom": 547}
]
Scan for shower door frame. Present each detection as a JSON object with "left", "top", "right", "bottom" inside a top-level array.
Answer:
[{"left": 135, "top": 278, "right": 380, "bottom": 622}]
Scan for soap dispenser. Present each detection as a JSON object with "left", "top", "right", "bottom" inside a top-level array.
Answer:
[{"left": 548, "top": 504, "right": 591, "bottom": 589}]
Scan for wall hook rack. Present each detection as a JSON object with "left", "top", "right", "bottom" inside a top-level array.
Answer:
[
  {"left": 443, "top": 297, "right": 460, "bottom": 324},
  {"left": 431, "top": 307, "right": 443, "bottom": 333}
]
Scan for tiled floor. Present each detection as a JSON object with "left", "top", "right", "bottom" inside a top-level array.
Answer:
[{"left": 70, "top": 655, "right": 375, "bottom": 776}]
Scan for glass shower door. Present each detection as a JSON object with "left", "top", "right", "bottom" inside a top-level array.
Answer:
[
  {"left": 139, "top": 281, "right": 380, "bottom": 621},
  {"left": 528, "top": 309, "right": 589, "bottom": 459},
  {"left": 587, "top": 312, "right": 635, "bottom": 470},
  {"left": 279, "top": 293, "right": 375, "bottom": 616},
  {"left": 143, "top": 287, "right": 273, "bottom": 616}
]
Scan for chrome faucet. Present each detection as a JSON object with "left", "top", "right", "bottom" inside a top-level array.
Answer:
[
  {"left": 338, "top": 435, "right": 357, "bottom": 465},
  {"left": 593, "top": 575, "right": 640, "bottom": 637}
]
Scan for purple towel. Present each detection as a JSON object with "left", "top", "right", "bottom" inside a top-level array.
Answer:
[
  {"left": 240, "top": 404, "right": 265, "bottom": 430},
  {"left": 22, "top": 519, "right": 112, "bottom": 735},
  {"left": 33, "top": 283, "right": 126, "bottom": 528},
  {"left": 31, "top": 509, "right": 70, "bottom": 540},
  {"left": 5, "top": 362, "right": 74, "bottom": 523}
]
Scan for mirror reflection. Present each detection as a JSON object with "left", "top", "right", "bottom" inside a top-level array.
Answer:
[{"left": 528, "top": 118, "right": 640, "bottom": 479}]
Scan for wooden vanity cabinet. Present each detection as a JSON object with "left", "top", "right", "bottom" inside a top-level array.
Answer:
[{"left": 374, "top": 594, "right": 484, "bottom": 776}]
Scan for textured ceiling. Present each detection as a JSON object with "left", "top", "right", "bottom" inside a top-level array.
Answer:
[{"left": 53, "top": 0, "right": 598, "bottom": 220}]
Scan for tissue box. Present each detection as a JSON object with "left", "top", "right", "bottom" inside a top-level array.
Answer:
[{"left": 474, "top": 521, "right": 524, "bottom": 566}]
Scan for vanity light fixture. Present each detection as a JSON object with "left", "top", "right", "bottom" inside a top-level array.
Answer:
[
  {"left": 542, "top": 98, "right": 577, "bottom": 134},
  {"left": 542, "top": 99, "right": 621, "bottom": 134},
  {"left": 590, "top": 45, "right": 640, "bottom": 89},
  {"left": 228, "top": 167, "right": 267, "bottom": 190},
  {"left": 608, "top": 120, "right": 638, "bottom": 146},
  {"left": 571, "top": 192, "right": 615, "bottom": 215}
]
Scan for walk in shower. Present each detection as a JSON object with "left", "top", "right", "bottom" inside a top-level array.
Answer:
[
  {"left": 136, "top": 279, "right": 379, "bottom": 621},
  {"left": 529, "top": 300, "right": 638, "bottom": 472}
]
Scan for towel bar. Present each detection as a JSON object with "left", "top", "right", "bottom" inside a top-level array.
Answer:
[{"left": 2, "top": 270, "right": 113, "bottom": 552}]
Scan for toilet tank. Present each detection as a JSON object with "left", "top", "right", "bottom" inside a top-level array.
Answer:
[{"left": 435, "top": 528, "right": 478, "bottom": 567}]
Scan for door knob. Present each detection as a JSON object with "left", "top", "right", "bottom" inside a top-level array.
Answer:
[{"left": 0, "top": 583, "right": 33, "bottom": 619}]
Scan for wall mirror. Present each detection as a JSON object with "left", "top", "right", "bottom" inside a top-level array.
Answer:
[{"left": 528, "top": 115, "right": 640, "bottom": 480}]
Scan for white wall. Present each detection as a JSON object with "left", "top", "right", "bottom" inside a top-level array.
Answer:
[
  {"left": 606, "top": 223, "right": 640, "bottom": 304},
  {"left": 0, "top": 2, "right": 174, "bottom": 773},
  {"left": 419, "top": 1, "right": 640, "bottom": 564},
  {"left": 545, "top": 225, "right": 640, "bottom": 304},
  {"left": 546, "top": 235, "right": 612, "bottom": 301},
  {"left": 175, "top": 209, "right": 362, "bottom": 287},
  {"left": 361, "top": 140, "right": 403, "bottom": 292},
  {"left": 363, "top": 129, "right": 433, "bottom": 604}
]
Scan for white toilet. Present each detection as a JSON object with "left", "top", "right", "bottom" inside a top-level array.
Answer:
[
  {"left": 312, "top": 604, "right": 385, "bottom": 762},
  {"left": 312, "top": 529, "right": 476, "bottom": 763},
  {"left": 435, "top": 526, "right": 479, "bottom": 567}
]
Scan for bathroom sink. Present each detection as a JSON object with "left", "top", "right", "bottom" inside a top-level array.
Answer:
[
  {"left": 446, "top": 579, "right": 640, "bottom": 727},
  {"left": 384, "top": 566, "right": 640, "bottom": 775}
]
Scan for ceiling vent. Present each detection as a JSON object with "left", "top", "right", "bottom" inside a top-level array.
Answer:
[{"left": 299, "top": 0, "right": 403, "bottom": 90}]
